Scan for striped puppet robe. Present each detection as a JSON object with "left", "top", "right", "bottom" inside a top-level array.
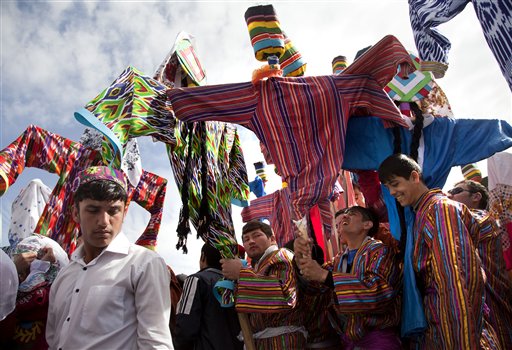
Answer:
[{"left": 167, "top": 35, "right": 413, "bottom": 250}]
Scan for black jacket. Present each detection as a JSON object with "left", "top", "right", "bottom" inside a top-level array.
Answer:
[{"left": 174, "top": 267, "right": 243, "bottom": 350}]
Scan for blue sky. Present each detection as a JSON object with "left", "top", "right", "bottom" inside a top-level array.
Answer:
[{"left": 1, "top": 1, "right": 511, "bottom": 274}]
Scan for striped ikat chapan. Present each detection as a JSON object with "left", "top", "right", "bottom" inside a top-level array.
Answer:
[{"left": 413, "top": 189, "right": 486, "bottom": 349}]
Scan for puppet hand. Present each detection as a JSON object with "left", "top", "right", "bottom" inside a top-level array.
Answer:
[{"left": 220, "top": 258, "right": 243, "bottom": 281}]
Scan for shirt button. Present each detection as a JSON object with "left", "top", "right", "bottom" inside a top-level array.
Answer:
[
  {"left": 83, "top": 267, "right": 87, "bottom": 271},
  {"left": 66, "top": 317, "right": 70, "bottom": 322},
  {"left": 75, "top": 289, "right": 79, "bottom": 293}
]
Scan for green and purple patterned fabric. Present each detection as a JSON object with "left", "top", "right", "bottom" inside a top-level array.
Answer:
[
  {"left": 74, "top": 66, "right": 175, "bottom": 167},
  {"left": 154, "top": 32, "right": 249, "bottom": 256}
]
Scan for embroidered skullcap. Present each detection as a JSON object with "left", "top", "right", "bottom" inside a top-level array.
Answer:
[
  {"left": 76, "top": 166, "right": 128, "bottom": 193},
  {"left": 332, "top": 55, "right": 347, "bottom": 75}
]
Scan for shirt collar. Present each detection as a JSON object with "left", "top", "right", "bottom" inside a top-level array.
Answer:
[
  {"left": 71, "top": 231, "right": 130, "bottom": 262},
  {"left": 254, "top": 245, "right": 278, "bottom": 270}
]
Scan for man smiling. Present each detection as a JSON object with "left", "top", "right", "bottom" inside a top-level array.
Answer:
[
  {"left": 378, "top": 154, "right": 492, "bottom": 349},
  {"left": 46, "top": 166, "right": 173, "bottom": 349},
  {"left": 295, "top": 206, "right": 402, "bottom": 349}
]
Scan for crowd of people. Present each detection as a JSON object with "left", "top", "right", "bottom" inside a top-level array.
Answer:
[
  {"left": 1, "top": 1, "right": 511, "bottom": 348},
  {"left": 0, "top": 156, "right": 510, "bottom": 350}
]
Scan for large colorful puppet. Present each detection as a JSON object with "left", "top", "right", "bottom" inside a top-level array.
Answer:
[
  {"left": 74, "top": 32, "right": 250, "bottom": 259},
  {"left": 168, "top": 35, "right": 414, "bottom": 252}
]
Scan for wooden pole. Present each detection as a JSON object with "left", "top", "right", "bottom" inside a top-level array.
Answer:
[{"left": 237, "top": 313, "right": 256, "bottom": 350}]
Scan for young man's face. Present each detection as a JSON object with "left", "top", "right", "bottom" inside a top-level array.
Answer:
[
  {"left": 241, "top": 229, "right": 274, "bottom": 260},
  {"left": 337, "top": 208, "right": 372, "bottom": 238},
  {"left": 73, "top": 199, "right": 126, "bottom": 251},
  {"left": 383, "top": 172, "right": 422, "bottom": 207}
]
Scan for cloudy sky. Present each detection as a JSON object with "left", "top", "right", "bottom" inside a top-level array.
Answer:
[{"left": 1, "top": 1, "right": 511, "bottom": 274}]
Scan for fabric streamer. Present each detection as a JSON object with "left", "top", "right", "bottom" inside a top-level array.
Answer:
[{"left": 409, "top": 0, "right": 512, "bottom": 91}]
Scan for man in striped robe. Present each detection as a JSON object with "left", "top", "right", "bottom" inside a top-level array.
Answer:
[
  {"left": 448, "top": 180, "right": 512, "bottom": 349},
  {"left": 378, "top": 154, "right": 498, "bottom": 349},
  {"left": 221, "top": 220, "right": 307, "bottom": 349},
  {"left": 295, "top": 206, "right": 402, "bottom": 349}
]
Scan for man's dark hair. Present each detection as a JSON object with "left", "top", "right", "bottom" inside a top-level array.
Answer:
[
  {"left": 378, "top": 153, "right": 423, "bottom": 184},
  {"left": 346, "top": 206, "right": 379, "bottom": 237},
  {"left": 201, "top": 243, "right": 222, "bottom": 270},
  {"left": 74, "top": 180, "right": 128, "bottom": 206},
  {"left": 242, "top": 220, "right": 273, "bottom": 238},
  {"left": 456, "top": 179, "right": 489, "bottom": 210}
]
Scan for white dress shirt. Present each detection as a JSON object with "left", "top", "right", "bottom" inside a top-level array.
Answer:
[{"left": 46, "top": 232, "right": 173, "bottom": 350}]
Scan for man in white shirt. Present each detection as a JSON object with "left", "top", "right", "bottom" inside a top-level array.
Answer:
[{"left": 46, "top": 166, "right": 173, "bottom": 350}]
